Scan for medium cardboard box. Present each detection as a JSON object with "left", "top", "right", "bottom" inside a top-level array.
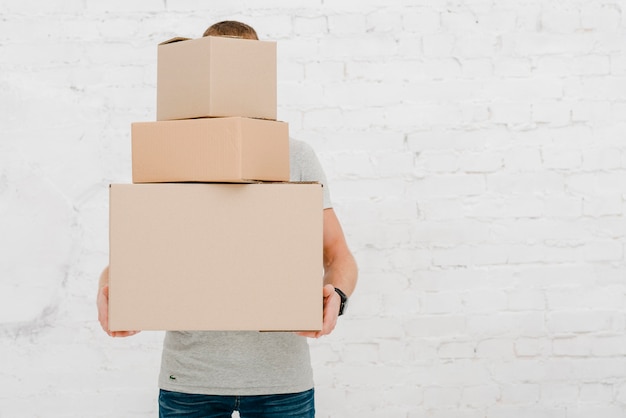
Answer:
[
  {"left": 157, "top": 36, "right": 277, "bottom": 121},
  {"left": 131, "top": 117, "right": 289, "bottom": 183},
  {"left": 108, "top": 183, "right": 323, "bottom": 331}
]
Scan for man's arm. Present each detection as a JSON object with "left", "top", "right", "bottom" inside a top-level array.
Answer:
[
  {"left": 97, "top": 266, "right": 140, "bottom": 338},
  {"left": 298, "top": 208, "right": 358, "bottom": 338}
]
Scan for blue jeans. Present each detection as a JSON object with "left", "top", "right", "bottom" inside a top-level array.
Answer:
[{"left": 159, "top": 388, "right": 315, "bottom": 418}]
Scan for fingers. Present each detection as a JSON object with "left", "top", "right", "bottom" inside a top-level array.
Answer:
[
  {"left": 97, "top": 285, "right": 140, "bottom": 338},
  {"left": 110, "top": 330, "right": 141, "bottom": 338},
  {"left": 297, "top": 286, "right": 341, "bottom": 339},
  {"left": 322, "top": 283, "right": 334, "bottom": 298},
  {"left": 97, "top": 285, "right": 110, "bottom": 334}
]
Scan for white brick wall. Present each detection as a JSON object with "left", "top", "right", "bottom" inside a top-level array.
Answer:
[{"left": 1, "top": 1, "right": 626, "bottom": 417}]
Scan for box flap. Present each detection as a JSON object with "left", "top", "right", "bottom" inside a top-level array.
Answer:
[{"left": 159, "top": 36, "right": 191, "bottom": 45}]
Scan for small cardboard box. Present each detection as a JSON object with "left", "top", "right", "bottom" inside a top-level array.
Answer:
[
  {"left": 157, "top": 36, "right": 277, "bottom": 121},
  {"left": 108, "top": 183, "right": 323, "bottom": 331},
  {"left": 131, "top": 117, "right": 289, "bottom": 183}
]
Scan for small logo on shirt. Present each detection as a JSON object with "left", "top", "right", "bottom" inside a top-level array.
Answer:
[{"left": 169, "top": 375, "right": 177, "bottom": 381}]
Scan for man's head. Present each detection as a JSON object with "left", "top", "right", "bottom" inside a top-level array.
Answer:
[{"left": 203, "top": 21, "right": 258, "bottom": 40}]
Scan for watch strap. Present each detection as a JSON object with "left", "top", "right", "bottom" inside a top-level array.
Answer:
[{"left": 334, "top": 287, "right": 348, "bottom": 316}]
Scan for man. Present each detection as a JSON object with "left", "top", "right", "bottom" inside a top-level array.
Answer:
[{"left": 97, "top": 21, "right": 358, "bottom": 417}]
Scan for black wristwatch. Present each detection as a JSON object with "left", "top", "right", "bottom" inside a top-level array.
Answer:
[{"left": 334, "top": 287, "right": 348, "bottom": 316}]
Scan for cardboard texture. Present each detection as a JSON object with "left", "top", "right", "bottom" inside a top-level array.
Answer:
[
  {"left": 108, "top": 183, "right": 323, "bottom": 331},
  {"left": 131, "top": 117, "right": 289, "bottom": 183},
  {"left": 157, "top": 36, "right": 277, "bottom": 121}
]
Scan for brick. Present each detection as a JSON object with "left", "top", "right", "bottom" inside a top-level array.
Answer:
[
  {"left": 455, "top": 33, "right": 500, "bottom": 58},
  {"left": 411, "top": 220, "right": 490, "bottom": 246},
  {"left": 540, "top": 6, "right": 580, "bottom": 33},
  {"left": 366, "top": 10, "right": 403, "bottom": 33},
  {"left": 582, "top": 147, "right": 622, "bottom": 170},
  {"left": 342, "top": 343, "right": 380, "bottom": 364},
  {"left": 547, "top": 287, "right": 625, "bottom": 311},
  {"left": 414, "top": 359, "right": 493, "bottom": 387},
  {"left": 512, "top": 32, "right": 596, "bottom": 56},
  {"left": 418, "top": 197, "right": 465, "bottom": 220},
  {"left": 460, "top": 58, "right": 494, "bottom": 78},
  {"left": 1, "top": 0, "right": 84, "bottom": 13},
  {"left": 465, "top": 195, "right": 544, "bottom": 219},
  {"left": 500, "top": 383, "right": 541, "bottom": 404},
  {"left": 490, "top": 102, "right": 532, "bottom": 125},
  {"left": 438, "top": 341, "right": 476, "bottom": 359},
  {"left": 318, "top": 35, "right": 397, "bottom": 59},
  {"left": 494, "top": 58, "right": 532, "bottom": 77},
  {"left": 531, "top": 101, "right": 572, "bottom": 126},
  {"left": 503, "top": 147, "right": 543, "bottom": 171},
  {"left": 342, "top": 107, "right": 387, "bottom": 129},
  {"left": 382, "top": 290, "right": 421, "bottom": 317},
  {"left": 515, "top": 338, "right": 550, "bottom": 358},
  {"left": 402, "top": 9, "right": 441, "bottom": 34},
  {"left": 325, "top": 81, "right": 405, "bottom": 107},
  {"left": 461, "top": 385, "right": 500, "bottom": 407},
  {"left": 583, "top": 241, "right": 623, "bottom": 262},
  {"left": 293, "top": 16, "right": 328, "bottom": 36},
  {"left": 374, "top": 151, "right": 416, "bottom": 178},
  {"left": 476, "top": 339, "right": 515, "bottom": 360},
  {"left": 328, "top": 14, "right": 367, "bottom": 35},
  {"left": 583, "top": 196, "right": 622, "bottom": 217},
  {"left": 488, "top": 406, "right": 567, "bottom": 418},
  {"left": 463, "top": 290, "right": 508, "bottom": 313},
  {"left": 487, "top": 172, "right": 564, "bottom": 194},
  {"left": 440, "top": 10, "right": 480, "bottom": 32},
  {"left": 419, "top": 291, "right": 464, "bottom": 315},
  {"left": 466, "top": 312, "right": 546, "bottom": 338},
  {"left": 542, "top": 145, "right": 582, "bottom": 169},
  {"left": 305, "top": 61, "right": 343, "bottom": 82},
  {"left": 507, "top": 289, "right": 546, "bottom": 311},
  {"left": 547, "top": 311, "right": 625, "bottom": 334},
  {"left": 571, "top": 358, "right": 626, "bottom": 381},
  {"left": 581, "top": 4, "right": 622, "bottom": 31},
  {"left": 552, "top": 336, "right": 592, "bottom": 357},
  {"left": 409, "top": 174, "right": 486, "bottom": 197},
  {"left": 565, "top": 76, "right": 626, "bottom": 101},
  {"left": 415, "top": 150, "right": 459, "bottom": 173},
  {"left": 408, "top": 127, "right": 507, "bottom": 152},
  {"left": 611, "top": 53, "right": 626, "bottom": 75},
  {"left": 85, "top": 0, "right": 165, "bottom": 12},
  {"left": 615, "top": 382, "right": 626, "bottom": 403},
  {"left": 423, "top": 386, "right": 462, "bottom": 408},
  {"left": 567, "top": 405, "right": 626, "bottom": 418},
  {"left": 277, "top": 38, "right": 320, "bottom": 61},
  {"left": 591, "top": 336, "right": 626, "bottom": 357},
  {"left": 422, "top": 33, "right": 455, "bottom": 57},
  {"left": 280, "top": 61, "right": 305, "bottom": 82},
  {"left": 541, "top": 382, "right": 579, "bottom": 407},
  {"left": 302, "top": 108, "right": 343, "bottom": 129},
  {"left": 404, "top": 315, "right": 467, "bottom": 338},
  {"left": 491, "top": 359, "right": 574, "bottom": 384}
]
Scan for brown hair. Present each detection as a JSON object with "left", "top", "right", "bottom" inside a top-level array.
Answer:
[{"left": 203, "top": 21, "right": 258, "bottom": 40}]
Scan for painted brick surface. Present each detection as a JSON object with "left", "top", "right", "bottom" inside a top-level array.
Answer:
[{"left": 1, "top": 1, "right": 626, "bottom": 417}]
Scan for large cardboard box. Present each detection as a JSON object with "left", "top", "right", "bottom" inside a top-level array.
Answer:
[
  {"left": 131, "top": 117, "right": 289, "bottom": 183},
  {"left": 157, "top": 36, "right": 277, "bottom": 121},
  {"left": 108, "top": 183, "right": 323, "bottom": 331}
]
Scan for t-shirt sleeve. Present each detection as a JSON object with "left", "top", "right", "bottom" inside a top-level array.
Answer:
[{"left": 289, "top": 139, "right": 332, "bottom": 209}]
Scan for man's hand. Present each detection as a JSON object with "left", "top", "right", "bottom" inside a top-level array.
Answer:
[
  {"left": 297, "top": 284, "right": 340, "bottom": 339},
  {"left": 97, "top": 268, "right": 140, "bottom": 338}
]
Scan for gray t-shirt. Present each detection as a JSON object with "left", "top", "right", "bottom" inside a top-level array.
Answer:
[{"left": 158, "top": 138, "right": 331, "bottom": 396}]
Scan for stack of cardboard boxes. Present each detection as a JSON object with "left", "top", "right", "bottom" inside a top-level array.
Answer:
[{"left": 108, "top": 36, "right": 323, "bottom": 332}]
